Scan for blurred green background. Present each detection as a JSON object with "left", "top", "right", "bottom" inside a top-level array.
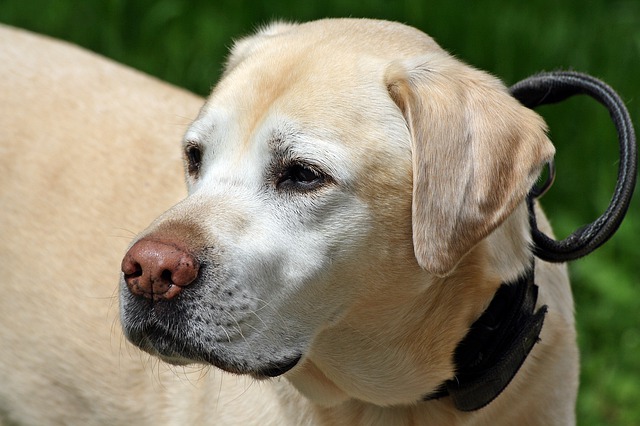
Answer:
[{"left": 1, "top": 0, "right": 638, "bottom": 424}]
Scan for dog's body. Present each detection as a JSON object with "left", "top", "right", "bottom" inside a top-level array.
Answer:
[{"left": 0, "top": 19, "right": 578, "bottom": 425}]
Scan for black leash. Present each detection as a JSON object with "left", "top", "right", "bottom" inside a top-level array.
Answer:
[
  {"left": 511, "top": 71, "right": 637, "bottom": 262},
  {"left": 423, "top": 71, "right": 637, "bottom": 411}
]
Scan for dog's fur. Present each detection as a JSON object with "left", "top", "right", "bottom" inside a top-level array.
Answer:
[{"left": 0, "top": 19, "right": 578, "bottom": 425}]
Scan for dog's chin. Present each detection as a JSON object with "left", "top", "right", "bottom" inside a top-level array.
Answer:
[
  {"left": 130, "top": 331, "right": 302, "bottom": 379},
  {"left": 154, "top": 353, "right": 194, "bottom": 367},
  {"left": 156, "top": 350, "right": 302, "bottom": 379},
  {"left": 252, "top": 355, "right": 302, "bottom": 379}
]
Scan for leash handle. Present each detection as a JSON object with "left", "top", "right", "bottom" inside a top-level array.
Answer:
[{"left": 510, "top": 71, "right": 637, "bottom": 262}]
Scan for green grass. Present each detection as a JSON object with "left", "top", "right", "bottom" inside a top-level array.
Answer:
[{"left": 2, "top": 1, "right": 639, "bottom": 424}]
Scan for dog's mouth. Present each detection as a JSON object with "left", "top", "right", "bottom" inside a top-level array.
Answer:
[
  {"left": 122, "top": 296, "right": 304, "bottom": 379},
  {"left": 255, "top": 355, "right": 302, "bottom": 378},
  {"left": 132, "top": 327, "right": 302, "bottom": 379}
]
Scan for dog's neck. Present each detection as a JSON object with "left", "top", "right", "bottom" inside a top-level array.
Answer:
[
  {"left": 284, "top": 248, "right": 500, "bottom": 405},
  {"left": 282, "top": 203, "right": 534, "bottom": 417},
  {"left": 484, "top": 203, "right": 534, "bottom": 283}
]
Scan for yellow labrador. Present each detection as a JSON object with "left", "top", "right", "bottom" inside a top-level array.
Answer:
[{"left": 0, "top": 19, "right": 578, "bottom": 425}]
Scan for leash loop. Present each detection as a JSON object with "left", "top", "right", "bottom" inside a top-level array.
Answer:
[
  {"left": 510, "top": 71, "right": 637, "bottom": 262},
  {"left": 530, "top": 160, "right": 556, "bottom": 199}
]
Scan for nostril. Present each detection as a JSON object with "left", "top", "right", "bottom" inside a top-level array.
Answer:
[
  {"left": 123, "top": 261, "right": 143, "bottom": 279},
  {"left": 160, "top": 269, "right": 173, "bottom": 284}
]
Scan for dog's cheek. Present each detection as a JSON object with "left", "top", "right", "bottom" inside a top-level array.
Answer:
[
  {"left": 352, "top": 171, "right": 417, "bottom": 280},
  {"left": 205, "top": 190, "right": 364, "bottom": 331}
]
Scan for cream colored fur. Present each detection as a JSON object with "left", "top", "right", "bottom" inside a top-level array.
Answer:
[{"left": 0, "top": 19, "right": 578, "bottom": 425}]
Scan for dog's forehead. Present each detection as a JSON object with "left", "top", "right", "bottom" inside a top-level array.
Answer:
[
  {"left": 202, "top": 45, "right": 377, "bottom": 140},
  {"left": 209, "top": 19, "right": 439, "bottom": 107},
  {"left": 189, "top": 20, "right": 436, "bottom": 162}
]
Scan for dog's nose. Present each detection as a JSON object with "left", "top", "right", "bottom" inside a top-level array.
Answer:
[{"left": 121, "top": 238, "right": 199, "bottom": 301}]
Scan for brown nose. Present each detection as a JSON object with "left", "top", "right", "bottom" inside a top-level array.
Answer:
[{"left": 121, "top": 238, "right": 199, "bottom": 301}]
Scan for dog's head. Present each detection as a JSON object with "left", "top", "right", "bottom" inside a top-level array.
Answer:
[{"left": 120, "top": 19, "right": 553, "bottom": 405}]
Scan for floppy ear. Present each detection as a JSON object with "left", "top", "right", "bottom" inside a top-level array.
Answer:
[{"left": 385, "top": 54, "right": 554, "bottom": 276}]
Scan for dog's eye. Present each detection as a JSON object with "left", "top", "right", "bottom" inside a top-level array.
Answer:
[
  {"left": 277, "top": 163, "right": 325, "bottom": 191},
  {"left": 185, "top": 144, "right": 202, "bottom": 176}
]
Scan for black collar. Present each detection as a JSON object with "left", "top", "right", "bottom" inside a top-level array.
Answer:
[{"left": 423, "top": 263, "right": 547, "bottom": 411}]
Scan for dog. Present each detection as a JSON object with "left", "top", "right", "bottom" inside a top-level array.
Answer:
[{"left": 0, "top": 19, "right": 578, "bottom": 425}]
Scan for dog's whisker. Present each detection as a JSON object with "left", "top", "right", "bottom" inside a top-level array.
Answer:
[
  {"left": 246, "top": 310, "right": 269, "bottom": 332},
  {"left": 220, "top": 325, "right": 232, "bottom": 344},
  {"left": 244, "top": 295, "right": 292, "bottom": 334},
  {"left": 227, "top": 376, "right": 259, "bottom": 405},
  {"left": 111, "top": 227, "right": 138, "bottom": 238},
  {"left": 242, "top": 320, "right": 263, "bottom": 335}
]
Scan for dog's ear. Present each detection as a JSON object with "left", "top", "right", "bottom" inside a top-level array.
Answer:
[
  {"left": 385, "top": 54, "right": 554, "bottom": 276},
  {"left": 224, "top": 21, "right": 297, "bottom": 76}
]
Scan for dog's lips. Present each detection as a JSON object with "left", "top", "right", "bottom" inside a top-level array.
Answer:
[
  {"left": 252, "top": 355, "right": 302, "bottom": 379},
  {"left": 125, "top": 314, "right": 303, "bottom": 378},
  {"left": 152, "top": 337, "right": 302, "bottom": 378}
]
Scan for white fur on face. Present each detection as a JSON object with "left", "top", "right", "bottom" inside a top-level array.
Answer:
[
  {"left": 119, "top": 24, "right": 421, "bottom": 382},
  {"left": 122, "top": 103, "right": 377, "bottom": 376}
]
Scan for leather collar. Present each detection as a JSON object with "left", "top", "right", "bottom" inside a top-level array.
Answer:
[{"left": 423, "top": 263, "right": 547, "bottom": 411}]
